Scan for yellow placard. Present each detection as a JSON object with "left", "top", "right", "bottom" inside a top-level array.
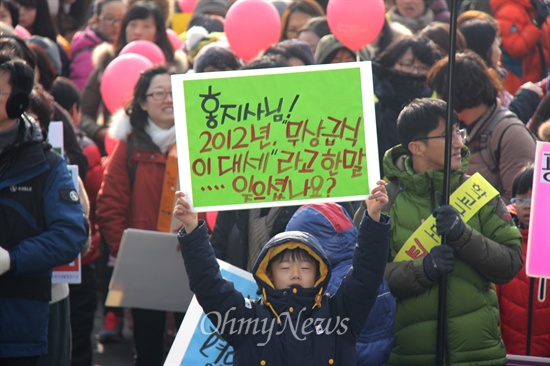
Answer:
[
  {"left": 393, "top": 173, "right": 499, "bottom": 262},
  {"left": 171, "top": 13, "right": 191, "bottom": 36},
  {"left": 157, "top": 145, "right": 179, "bottom": 232}
]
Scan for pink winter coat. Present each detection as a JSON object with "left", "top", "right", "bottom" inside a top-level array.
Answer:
[{"left": 69, "top": 27, "right": 108, "bottom": 91}]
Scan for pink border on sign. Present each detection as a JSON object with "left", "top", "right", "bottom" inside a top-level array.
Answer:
[{"left": 526, "top": 141, "right": 550, "bottom": 278}]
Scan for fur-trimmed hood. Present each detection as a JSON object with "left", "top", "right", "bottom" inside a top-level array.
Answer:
[
  {"left": 92, "top": 42, "right": 189, "bottom": 74},
  {"left": 107, "top": 110, "right": 172, "bottom": 153},
  {"left": 107, "top": 109, "right": 132, "bottom": 142},
  {"left": 92, "top": 43, "right": 116, "bottom": 74}
]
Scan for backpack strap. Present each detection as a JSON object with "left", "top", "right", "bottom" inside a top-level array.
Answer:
[
  {"left": 473, "top": 108, "right": 517, "bottom": 174},
  {"left": 126, "top": 138, "right": 137, "bottom": 187},
  {"left": 383, "top": 180, "right": 401, "bottom": 212},
  {"left": 493, "top": 123, "right": 537, "bottom": 169}
]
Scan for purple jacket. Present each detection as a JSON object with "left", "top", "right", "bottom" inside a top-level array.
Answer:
[{"left": 69, "top": 27, "right": 107, "bottom": 91}]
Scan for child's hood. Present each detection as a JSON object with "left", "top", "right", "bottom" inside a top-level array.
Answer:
[{"left": 252, "top": 230, "right": 332, "bottom": 293}]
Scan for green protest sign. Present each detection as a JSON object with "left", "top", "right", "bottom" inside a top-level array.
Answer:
[{"left": 172, "top": 63, "right": 379, "bottom": 212}]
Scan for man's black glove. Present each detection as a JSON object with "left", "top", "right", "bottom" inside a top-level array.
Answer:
[
  {"left": 433, "top": 205, "right": 465, "bottom": 242},
  {"left": 423, "top": 245, "right": 455, "bottom": 281},
  {"left": 534, "top": 0, "right": 550, "bottom": 27}
]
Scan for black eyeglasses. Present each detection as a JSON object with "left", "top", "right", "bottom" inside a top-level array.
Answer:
[
  {"left": 145, "top": 90, "right": 172, "bottom": 101},
  {"left": 99, "top": 16, "right": 123, "bottom": 26},
  {"left": 510, "top": 197, "right": 531, "bottom": 207},
  {"left": 414, "top": 128, "right": 467, "bottom": 144}
]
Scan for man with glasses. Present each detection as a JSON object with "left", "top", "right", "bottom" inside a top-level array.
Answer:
[
  {"left": 380, "top": 98, "right": 523, "bottom": 365},
  {"left": 428, "top": 51, "right": 536, "bottom": 204}
]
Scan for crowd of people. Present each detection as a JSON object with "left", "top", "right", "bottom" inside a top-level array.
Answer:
[{"left": 0, "top": 0, "right": 549, "bottom": 365}]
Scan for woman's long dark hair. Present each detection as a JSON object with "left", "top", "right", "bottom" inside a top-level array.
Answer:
[
  {"left": 127, "top": 65, "right": 169, "bottom": 131},
  {"left": 0, "top": 0, "right": 19, "bottom": 27},
  {"left": 113, "top": 2, "right": 174, "bottom": 63},
  {"left": 13, "top": 0, "right": 57, "bottom": 41}
]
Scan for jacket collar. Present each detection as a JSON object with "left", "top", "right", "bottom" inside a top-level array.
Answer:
[
  {"left": 0, "top": 116, "right": 48, "bottom": 181},
  {"left": 383, "top": 144, "right": 470, "bottom": 195}
]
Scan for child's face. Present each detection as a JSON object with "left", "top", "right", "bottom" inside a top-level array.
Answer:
[
  {"left": 0, "top": 3, "right": 13, "bottom": 26},
  {"left": 514, "top": 190, "right": 532, "bottom": 229},
  {"left": 269, "top": 258, "right": 317, "bottom": 290}
]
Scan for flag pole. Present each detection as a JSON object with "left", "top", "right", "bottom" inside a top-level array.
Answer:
[{"left": 437, "top": 0, "right": 461, "bottom": 365}]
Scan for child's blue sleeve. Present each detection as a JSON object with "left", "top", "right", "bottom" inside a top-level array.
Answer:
[
  {"left": 178, "top": 221, "right": 253, "bottom": 348},
  {"left": 332, "top": 212, "right": 391, "bottom": 337}
]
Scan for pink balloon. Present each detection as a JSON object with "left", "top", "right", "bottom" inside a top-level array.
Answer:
[
  {"left": 327, "top": 0, "right": 385, "bottom": 51},
  {"left": 104, "top": 134, "right": 119, "bottom": 156},
  {"left": 178, "top": 0, "right": 198, "bottom": 13},
  {"left": 167, "top": 28, "right": 184, "bottom": 51},
  {"left": 100, "top": 54, "right": 153, "bottom": 114},
  {"left": 120, "top": 40, "right": 166, "bottom": 65},
  {"left": 224, "top": 0, "right": 281, "bottom": 62},
  {"left": 14, "top": 25, "right": 31, "bottom": 39}
]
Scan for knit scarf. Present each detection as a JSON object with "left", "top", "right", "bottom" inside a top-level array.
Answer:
[
  {"left": 389, "top": 7, "right": 434, "bottom": 33},
  {"left": 145, "top": 117, "right": 176, "bottom": 154}
]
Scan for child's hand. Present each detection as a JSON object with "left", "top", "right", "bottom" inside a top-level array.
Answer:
[
  {"left": 173, "top": 191, "right": 198, "bottom": 233},
  {"left": 366, "top": 180, "right": 388, "bottom": 222}
]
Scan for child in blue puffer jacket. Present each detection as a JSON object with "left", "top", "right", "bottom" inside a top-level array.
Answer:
[{"left": 174, "top": 181, "right": 391, "bottom": 365}]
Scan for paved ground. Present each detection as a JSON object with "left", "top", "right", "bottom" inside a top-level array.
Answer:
[
  {"left": 91, "top": 302, "right": 180, "bottom": 366},
  {"left": 92, "top": 304, "right": 134, "bottom": 366}
]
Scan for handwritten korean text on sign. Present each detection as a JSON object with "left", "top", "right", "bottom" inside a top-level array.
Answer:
[{"left": 172, "top": 64, "right": 379, "bottom": 211}]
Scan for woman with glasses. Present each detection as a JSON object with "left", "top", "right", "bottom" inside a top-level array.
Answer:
[
  {"left": 96, "top": 66, "right": 184, "bottom": 366},
  {"left": 372, "top": 34, "right": 441, "bottom": 176},
  {"left": 84, "top": 1, "right": 188, "bottom": 350},
  {"left": 69, "top": 0, "right": 127, "bottom": 91},
  {"left": 427, "top": 51, "right": 536, "bottom": 204},
  {"left": 279, "top": 0, "right": 324, "bottom": 42},
  {"left": 497, "top": 164, "right": 550, "bottom": 358},
  {"left": 80, "top": 1, "right": 187, "bottom": 156}
]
